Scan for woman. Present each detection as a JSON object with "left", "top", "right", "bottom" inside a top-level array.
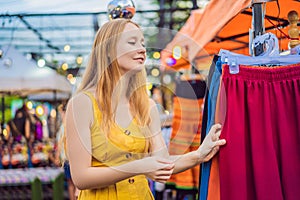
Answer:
[{"left": 66, "top": 19, "right": 226, "bottom": 200}]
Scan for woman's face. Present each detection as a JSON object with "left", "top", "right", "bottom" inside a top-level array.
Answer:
[{"left": 116, "top": 23, "right": 146, "bottom": 74}]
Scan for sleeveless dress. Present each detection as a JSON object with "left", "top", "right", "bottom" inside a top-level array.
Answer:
[{"left": 78, "top": 92, "right": 154, "bottom": 200}]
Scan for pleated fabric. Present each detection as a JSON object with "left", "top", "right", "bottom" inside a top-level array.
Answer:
[{"left": 217, "top": 63, "right": 300, "bottom": 200}]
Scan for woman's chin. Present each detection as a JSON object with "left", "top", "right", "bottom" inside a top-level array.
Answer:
[{"left": 124, "top": 66, "right": 144, "bottom": 74}]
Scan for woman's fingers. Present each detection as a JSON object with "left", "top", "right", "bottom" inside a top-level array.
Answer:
[
  {"left": 215, "top": 139, "right": 226, "bottom": 146},
  {"left": 153, "top": 173, "right": 173, "bottom": 181},
  {"left": 210, "top": 124, "right": 222, "bottom": 141},
  {"left": 161, "top": 163, "right": 175, "bottom": 170},
  {"left": 149, "top": 169, "right": 173, "bottom": 183},
  {"left": 155, "top": 178, "right": 170, "bottom": 183},
  {"left": 212, "top": 130, "right": 221, "bottom": 141},
  {"left": 216, "top": 129, "right": 222, "bottom": 138},
  {"left": 210, "top": 123, "right": 222, "bottom": 132}
]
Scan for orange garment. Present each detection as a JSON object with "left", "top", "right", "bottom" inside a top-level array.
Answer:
[
  {"left": 167, "top": 97, "right": 203, "bottom": 189},
  {"left": 207, "top": 156, "right": 220, "bottom": 200},
  {"left": 207, "top": 73, "right": 225, "bottom": 200}
]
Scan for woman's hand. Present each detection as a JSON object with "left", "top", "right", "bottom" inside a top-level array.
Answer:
[
  {"left": 113, "top": 156, "right": 174, "bottom": 183},
  {"left": 143, "top": 156, "right": 175, "bottom": 183},
  {"left": 197, "top": 124, "right": 226, "bottom": 162}
]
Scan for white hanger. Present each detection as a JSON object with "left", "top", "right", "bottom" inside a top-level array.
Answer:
[{"left": 219, "top": 33, "right": 300, "bottom": 74}]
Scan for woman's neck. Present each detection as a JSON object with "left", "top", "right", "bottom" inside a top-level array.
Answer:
[{"left": 114, "top": 73, "right": 132, "bottom": 102}]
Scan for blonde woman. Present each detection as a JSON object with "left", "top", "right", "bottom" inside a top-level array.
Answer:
[{"left": 66, "top": 19, "right": 226, "bottom": 200}]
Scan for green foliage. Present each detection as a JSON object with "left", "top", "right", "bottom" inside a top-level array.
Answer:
[{"left": 0, "top": 96, "right": 23, "bottom": 123}]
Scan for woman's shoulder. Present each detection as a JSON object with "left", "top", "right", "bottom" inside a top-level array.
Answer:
[
  {"left": 148, "top": 98, "right": 158, "bottom": 111},
  {"left": 67, "top": 91, "right": 94, "bottom": 112},
  {"left": 66, "top": 92, "right": 95, "bottom": 125},
  {"left": 148, "top": 98, "right": 156, "bottom": 106},
  {"left": 70, "top": 90, "right": 96, "bottom": 102}
]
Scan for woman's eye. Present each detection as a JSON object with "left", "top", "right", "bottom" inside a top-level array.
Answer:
[{"left": 128, "top": 41, "right": 136, "bottom": 45}]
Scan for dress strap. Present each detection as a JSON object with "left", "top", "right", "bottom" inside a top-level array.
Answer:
[
  {"left": 83, "top": 91, "right": 97, "bottom": 104},
  {"left": 83, "top": 91, "right": 102, "bottom": 123}
]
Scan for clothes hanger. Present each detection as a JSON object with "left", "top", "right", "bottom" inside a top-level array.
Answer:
[{"left": 219, "top": 33, "right": 300, "bottom": 74}]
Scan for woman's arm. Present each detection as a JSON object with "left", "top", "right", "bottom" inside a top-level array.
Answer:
[
  {"left": 66, "top": 94, "right": 174, "bottom": 190},
  {"left": 148, "top": 99, "right": 226, "bottom": 174}
]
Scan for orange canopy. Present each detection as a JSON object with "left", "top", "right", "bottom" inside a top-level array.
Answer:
[{"left": 161, "top": 0, "right": 300, "bottom": 71}]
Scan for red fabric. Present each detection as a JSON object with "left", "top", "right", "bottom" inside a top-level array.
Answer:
[{"left": 218, "top": 64, "right": 300, "bottom": 200}]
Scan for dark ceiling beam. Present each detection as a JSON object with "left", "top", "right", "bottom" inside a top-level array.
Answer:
[
  {"left": 0, "top": 8, "right": 191, "bottom": 18},
  {"left": 1, "top": 43, "right": 92, "bottom": 47},
  {"left": 20, "top": 50, "right": 91, "bottom": 54},
  {"left": 92, "top": 14, "right": 99, "bottom": 32},
  {"left": 242, "top": 10, "right": 288, "bottom": 23},
  {"left": 11, "top": 44, "right": 91, "bottom": 49},
  {"left": 0, "top": 36, "right": 92, "bottom": 41},
  {"left": 214, "top": 37, "right": 249, "bottom": 45},
  {"left": 0, "top": 25, "right": 94, "bottom": 31},
  {"left": 214, "top": 22, "right": 290, "bottom": 42},
  {"left": 18, "top": 16, "right": 61, "bottom": 52}
]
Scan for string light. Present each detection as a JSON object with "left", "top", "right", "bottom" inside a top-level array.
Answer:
[
  {"left": 3, "top": 129, "right": 8, "bottom": 138},
  {"left": 50, "top": 109, "right": 56, "bottom": 118},
  {"left": 61, "top": 63, "right": 68, "bottom": 71},
  {"left": 67, "top": 74, "right": 73, "bottom": 80},
  {"left": 26, "top": 101, "right": 33, "bottom": 110},
  {"left": 172, "top": 46, "right": 182, "bottom": 60},
  {"left": 150, "top": 68, "right": 160, "bottom": 77},
  {"left": 64, "top": 44, "right": 71, "bottom": 52},
  {"left": 162, "top": 74, "right": 172, "bottom": 84},
  {"left": 36, "top": 105, "right": 44, "bottom": 116},
  {"left": 153, "top": 51, "right": 160, "bottom": 59},
  {"left": 37, "top": 58, "right": 45, "bottom": 67},
  {"left": 3, "top": 58, "right": 12, "bottom": 67},
  {"left": 76, "top": 55, "right": 83, "bottom": 65},
  {"left": 69, "top": 77, "right": 77, "bottom": 85},
  {"left": 166, "top": 57, "right": 176, "bottom": 66}
]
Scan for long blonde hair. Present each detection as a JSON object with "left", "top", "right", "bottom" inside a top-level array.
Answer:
[{"left": 77, "top": 19, "right": 150, "bottom": 135}]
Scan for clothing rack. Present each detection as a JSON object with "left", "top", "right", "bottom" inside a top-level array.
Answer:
[{"left": 252, "top": 0, "right": 275, "bottom": 55}]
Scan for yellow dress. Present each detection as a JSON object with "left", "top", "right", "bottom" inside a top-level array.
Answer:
[{"left": 78, "top": 92, "right": 154, "bottom": 200}]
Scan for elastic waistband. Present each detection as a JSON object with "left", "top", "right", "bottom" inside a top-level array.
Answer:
[{"left": 222, "top": 63, "right": 300, "bottom": 82}]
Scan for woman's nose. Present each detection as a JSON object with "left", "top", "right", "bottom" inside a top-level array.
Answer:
[{"left": 138, "top": 45, "right": 146, "bottom": 54}]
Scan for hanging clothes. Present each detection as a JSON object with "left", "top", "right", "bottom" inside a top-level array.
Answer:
[
  {"left": 210, "top": 63, "right": 300, "bottom": 200},
  {"left": 199, "top": 55, "right": 222, "bottom": 200},
  {"left": 167, "top": 77, "right": 206, "bottom": 192}
]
